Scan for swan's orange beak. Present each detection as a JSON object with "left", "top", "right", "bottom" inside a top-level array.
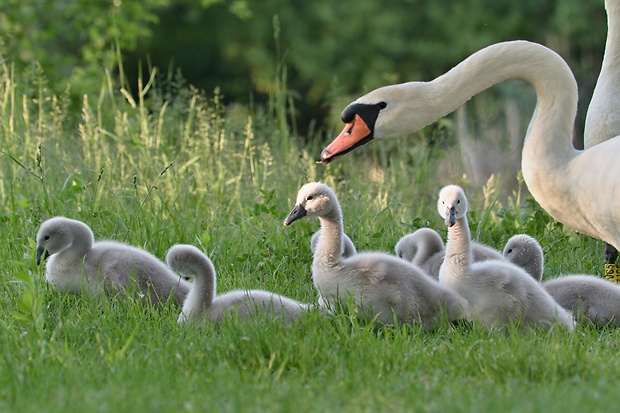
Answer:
[{"left": 319, "top": 114, "right": 372, "bottom": 164}]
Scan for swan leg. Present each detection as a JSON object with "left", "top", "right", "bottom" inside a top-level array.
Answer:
[
  {"left": 605, "top": 243, "right": 618, "bottom": 264},
  {"left": 604, "top": 244, "right": 620, "bottom": 283}
]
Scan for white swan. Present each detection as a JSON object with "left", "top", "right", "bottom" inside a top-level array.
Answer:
[
  {"left": 35, "top": 216, "right": 190, "bottom": 306},
  {"left": 167, "top": 244, "right": 314, "bottom": 324},
  {"left": 394, "top": 227, "right": 504, "bottom": 279},
  {"left": 310, "top": 229, "right": 357, "bottom": 258},
  {"left": 585, "top": 0, "right": 620, "bottom": 148},
  {"left": 284, "top": 182, "right": 468, "bottom": 328},
  {"left": 502, "top": 234, "right": 544, "bottom": 282},
  {"left": 584, "top": 0, "right": 620, "bottom": 265},
  {"left": 543, "top": 275, "right": 620, "bottom": 326},
  {"left": 319, "top": 40, "right": 620, "bottom": 258},
  {"left": 437, "top": 185, "right": 574, "bottom": 330}
]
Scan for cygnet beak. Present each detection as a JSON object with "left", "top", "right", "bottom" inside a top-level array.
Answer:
[
  {"left": 445, "top": 206, "right": 457, "bottom": 227},
  {"left": 283, "top": 204, "right": 307, "bottom": 226},
  {"left": 36, "top": 246, "right": 49, "bottom": 265}
]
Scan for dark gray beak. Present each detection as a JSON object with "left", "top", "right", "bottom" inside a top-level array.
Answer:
[
  {"left": 283, "top": 204, "right": 307, "bottom": 226},
  {"left": 36, "top": 246, "right": 49, "bottom": 265},
  {"left": 445, "top": 206, "right": 457, "bottom": 227}
]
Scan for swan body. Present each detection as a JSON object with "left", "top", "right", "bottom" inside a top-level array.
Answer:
[
  {"left": 543, "top": 275, "right": 620, "bottom": 326},
  {"left": 284, "top": 182, "right": 468, "bottom": 328},
  {"left": 584, "top": 0, "right": 620, "bottom": 264},
  {"left": 310, "top": 229, "right": 357, "bottom": 258},
  {"left": 502, "top": 234, "right": 544, "bottom": 282},
  {"left": 437, "top": 185, "right": 574, "bottom": 330},
  {"left": 320, "top": 40, "right": 620, "bottom": 254},
  {"left": 167, "top": 244, "right": 313, "bottom": 323},
  {"left": 35, "top": 217, "right": 190, "bottom": 305},
  {"left": 394, "top": 227, "right": 504, "bottom": 279}
]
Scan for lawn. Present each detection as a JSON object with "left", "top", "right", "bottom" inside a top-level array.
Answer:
[{"left": 1, "top": 63, "right": 617, "bottom": 413}]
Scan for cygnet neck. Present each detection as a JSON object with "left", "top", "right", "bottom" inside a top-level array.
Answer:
[
  {"left": 315, "top": 210, "right": 345, "bottom": 267},
  {"left": 445, "top": 215, "right": 473, "bottom": 279}
]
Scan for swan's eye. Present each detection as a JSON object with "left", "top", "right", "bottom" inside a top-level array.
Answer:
[
  {"left": 307, "top": 195, "right": 314, "bottom": 201},
  {"left": 44, "top": 235, "right": 50, "bottom": 241},
  {"left": 506, "top": 249, "right": 513, "bottom": 254},
  {"left": 457, "top": 200, "right": 461, "bottom": 204}
]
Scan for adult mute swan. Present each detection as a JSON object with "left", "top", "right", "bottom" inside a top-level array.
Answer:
[
  {"left": 319, "top": 40, "right": 620, "bottom": 267},
  {"left": 437, "top": 185, "right": 574, "bottom": 330},
  {"left": 394, "top": 227, "right": 504, "bottom": 279},
  {"left": 584, "top": 0, "right": 620, "bottom": 267},
  {"left": 284, "top": 182, "right": 468, "bottom": 328},
  {"left": 585, "top": 0, "right": 620, "bottom": 148},
  {"left": 167, "top": 244, "right": 314, "bottom": 323},
  {"left": 35, "top": 216, "right": 190, "bottom": 306}
]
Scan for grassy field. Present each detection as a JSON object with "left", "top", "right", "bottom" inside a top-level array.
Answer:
[{"left": 1, "top": 63, "right": 618, "bottom": 413}]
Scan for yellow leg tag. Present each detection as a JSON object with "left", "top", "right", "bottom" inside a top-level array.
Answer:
[{"left": 604, "top": 264, "right": 620, "bottom": 282}]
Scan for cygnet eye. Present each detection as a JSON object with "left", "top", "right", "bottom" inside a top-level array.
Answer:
[
  {"left": 457, "top": 200, "right": 461, "bottom": 204},
  {"left": 307, "top": 195, "right": 314, "bottom": 201},
  {"left": 506, "top": 248, "right": 513, "bottom": 254},
  {"left": 44, "top": 235, "right": 50, "bottom": 241}
]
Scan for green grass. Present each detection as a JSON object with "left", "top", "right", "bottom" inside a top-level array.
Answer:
[{"left": 0, "top": 61, "right": 617, "bottom": 413}]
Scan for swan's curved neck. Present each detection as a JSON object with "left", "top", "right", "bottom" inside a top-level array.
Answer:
[
  {"left": 595, "top": 0, "right": 620, "bottom": 79},
  {"left": 584, "top": 0, "right": 620, "bottom": 146},
  {"left": 315, "top": 210, "right": 344, "bottom": 267},
  {"left": 184, "top": 258, "right": 216, "bottom": 316},
  {"left": 410, "top": 42, "right": 583, "bottom": 230},
  {"left": 602, "top": 0, "right": 620, "bottom": 70},
  {"left": 375, "top": 42, "right": 579, "bottom": 168},
  {"left": 438, "top": 42, "right": 577, "bottom": 160},
  {"left": 412, "top": 238, "right": 435, "bottom": 266},
  {"left": 68, "top": 221, "right": 95, "bottom": 258}
]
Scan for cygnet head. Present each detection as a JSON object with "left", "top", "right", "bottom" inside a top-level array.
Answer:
[
  {"left": 35, "top": 217, "right": 90, "bottom": 265},
  {"left": 503, "top": 234, "right": 544, "bottom": 282},
  {"left": 283, "top": 182, "right": 339, "bottom": 226},
  {"left": 437, "top": 185, "right": 468, "bottom": 227}
]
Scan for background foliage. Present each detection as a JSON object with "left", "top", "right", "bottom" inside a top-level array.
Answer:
[{"left": 0, "top": 0, "right": 608, "bottom": 136}]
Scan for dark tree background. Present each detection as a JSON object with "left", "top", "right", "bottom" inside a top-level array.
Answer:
[{"left": 0, "top": 0, "right": 608, "bottom": 136}]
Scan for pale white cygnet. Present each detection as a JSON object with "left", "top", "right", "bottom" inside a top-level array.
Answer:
[
  {"left": 500, "top": 233, "right": 620, "bottom": 325},
  {"left": 35, "top": 216, "right": 190, "bottom": 306},
  {"left": 542, "top": 275, "right": 620, "bottom": 326},
  {"left": 437, "top": 185, "right": 574, "bottom": 330},
  {"left": 284, "top": 182, "right": 468, "bottom": 329},
  {"left": 395, "top": 227, "right": 504, "bottom": 279},
  {"left": 167, "top": 244, "right": 314, "bottom": 324},
  {"left": 502, "top": 234, "right": 544, "bottom": 282}
]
